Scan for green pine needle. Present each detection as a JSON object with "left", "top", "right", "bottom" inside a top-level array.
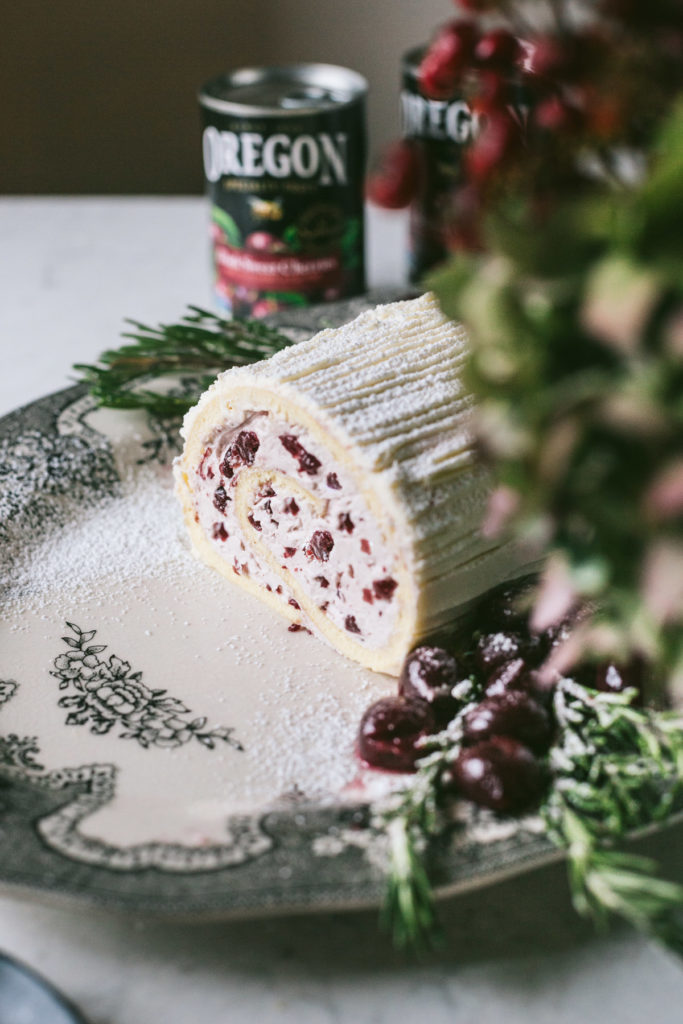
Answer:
[
  {"left": 379, "top": 683, "right": 683, "bottom": 957},
  {"left": 74, "top": 306, "right": 293, "bottom": 416}
]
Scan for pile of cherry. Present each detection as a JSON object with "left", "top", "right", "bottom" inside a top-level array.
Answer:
[{"left": 358, "top": 582, "right": 641, "bottom": 814}]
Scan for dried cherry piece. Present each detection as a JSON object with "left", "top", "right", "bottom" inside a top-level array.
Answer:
[
  {"left": 441, "top": 736, "right": 547, "bottom": 813},
  {"left": 359, "top": 696, "right": 436, "bottom": 772},
  {"left": 373, "top": 578, "right": 398, "bottom": 601},
  {"left": 213, "top": 485, "right": 229, "bottom": 513},
  {"left": 279, "top": 434, "right": 321, "bottom": 475},
  {"left": 231, "top": 430, "right": 260, "bottom": 465},
  {"left": 462, "top": 691, "right": 553, "bottom": 754},
  {"left": 345, "top": 615, "right": 361, "bottom": 635},
  {"left": 399, "top": 646, "right": 461, "bottom": 727},
  {"left": 338, "top": 512, "right": 355, "bottom": 533},
  {"left": 304, "top": 530, "right": 334, "bottom": 562}
]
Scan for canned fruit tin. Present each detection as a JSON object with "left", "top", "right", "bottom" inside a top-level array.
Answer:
[
  {"left": 199, "top": 64, "right": 367, "bottom": 318},
  {"left": 401, "top": 46, "right": 482, "bottom": 282}
]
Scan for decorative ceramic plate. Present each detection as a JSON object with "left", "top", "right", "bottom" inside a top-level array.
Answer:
[{"left": 0, "top": 295, "right": 567, "bottom": 918}]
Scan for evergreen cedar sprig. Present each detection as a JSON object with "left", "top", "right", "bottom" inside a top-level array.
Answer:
[
  {"left": 380, "top": 682, "right": 683, "bottom": 954},
  {"left": 74, "top": 307, "right": 292, "bottom": 417}
]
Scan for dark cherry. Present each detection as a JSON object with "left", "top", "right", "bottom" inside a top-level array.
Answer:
[
  {"left": 484, "top": 657, "right": 528, "bottom": 697},
  {"left": 462, "top": 691, "right": 553, "bottom": 754},
  {"left": 441, "top": 737, "right": 547, "bottom": 813},
  {"left": 399, "top": 646, "right": 460, "bottom": 727},
  {"left": 326, "top": 473, "right": 342, "bottom": 490},
  {"left": 247, "top": 513, "right": 262, "bottom": 532},
  {"left": 476, "top": 631, "right": 524, "bottom": 672},
  {"left": 483, "top": 580, "right": 535, "bottom": 631},
  {"left": 483, "top": 657, "right": 552, "bottom": 705},
  {"left": 345, "top": 615, "right": 361, "bottom": 635},
  {"left": 304, "top": 530, "right": 334, "bottom": 562},
  {"left": 477, "top": 628, "right": 545, "bottom": 673},
  {"left": 279, "top": 434, "right": 321, "bottom": 475},
  {"left": 359, "top": 696, "right": 436, "bottom": 772}
]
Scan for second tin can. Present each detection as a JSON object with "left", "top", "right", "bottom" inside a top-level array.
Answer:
[
  {"left": 200, "top": 63, "right": 367, "bottom": 318},
  {"left": 401, "top": 46, "right": 481, "bottom": 283}
]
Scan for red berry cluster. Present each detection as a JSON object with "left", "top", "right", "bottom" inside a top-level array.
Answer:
[
  {"left": 366, "top": 1, "right": 683, "bottom": 251},
  {"left": 357, "top": 581, "right": 644, "bottom": 815}
]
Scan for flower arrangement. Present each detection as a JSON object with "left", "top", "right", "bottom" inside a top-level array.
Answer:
[{"left": 367, "top": 0, "right": 683, "bottom": 703}]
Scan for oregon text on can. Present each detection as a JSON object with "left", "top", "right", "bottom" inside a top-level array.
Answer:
[
  {"left": 400, "top": 93, "right": 481, "bottom": 143},
  {"left": 203, "top": 127, "right": 349, "bottom": 185}
]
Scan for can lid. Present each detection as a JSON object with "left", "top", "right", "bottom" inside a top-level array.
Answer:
[{"left": 199, "top": 63, "right": 367, "bottom": 116}]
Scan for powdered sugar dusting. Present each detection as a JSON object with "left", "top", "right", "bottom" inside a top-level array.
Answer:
[
  {"left": 4, "top": 466, "right": 201, "bottom": 615},
  {"left": 1, "top": 424, "right": 392, "bottom": 811}
]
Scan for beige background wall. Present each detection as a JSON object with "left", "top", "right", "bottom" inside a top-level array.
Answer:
[{"left": 2, "top": 0, "right": 447, "bottom": 193}]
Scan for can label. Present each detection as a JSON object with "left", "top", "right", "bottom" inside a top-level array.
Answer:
[
  {"left": 401, "top": 47, "right": 481, "bottom": 283},
  {"left": 200, "top": 66, "right": 366, "bottom": 318}
]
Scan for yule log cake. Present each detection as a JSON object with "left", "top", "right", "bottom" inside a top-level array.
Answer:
[{"left": 174, "top": 293, "right": 525, "bottom": 675}]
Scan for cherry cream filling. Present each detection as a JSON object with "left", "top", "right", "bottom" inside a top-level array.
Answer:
[{"left": 191, "top": 411, "right": 400, "bottom": 648}]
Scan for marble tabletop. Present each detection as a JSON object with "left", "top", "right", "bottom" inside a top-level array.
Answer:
[{"left": 0, "top": 196, "right": 681, "bottom": 1023}]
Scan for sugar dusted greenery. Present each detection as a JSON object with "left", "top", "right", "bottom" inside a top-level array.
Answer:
[{"left": 380, "top": 681, "right": 683, "bottom": 955}]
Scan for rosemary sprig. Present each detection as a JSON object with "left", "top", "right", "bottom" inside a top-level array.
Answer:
[
  {"left": 544, "top": 683, "right": 683, "bottom": 949},
  {"left": 379, "top": 752, "right": 446, "bottom": 953},
  {"left": 379, "top": 683, "right": 683, "bottom": 955},
  {"left": 74, "top": 306, "right": 293, "bottom": 416}
]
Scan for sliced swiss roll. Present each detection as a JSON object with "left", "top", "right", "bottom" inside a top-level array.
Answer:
[{"left": 174, "top": 293, "right": 525, "bottom": 675}]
